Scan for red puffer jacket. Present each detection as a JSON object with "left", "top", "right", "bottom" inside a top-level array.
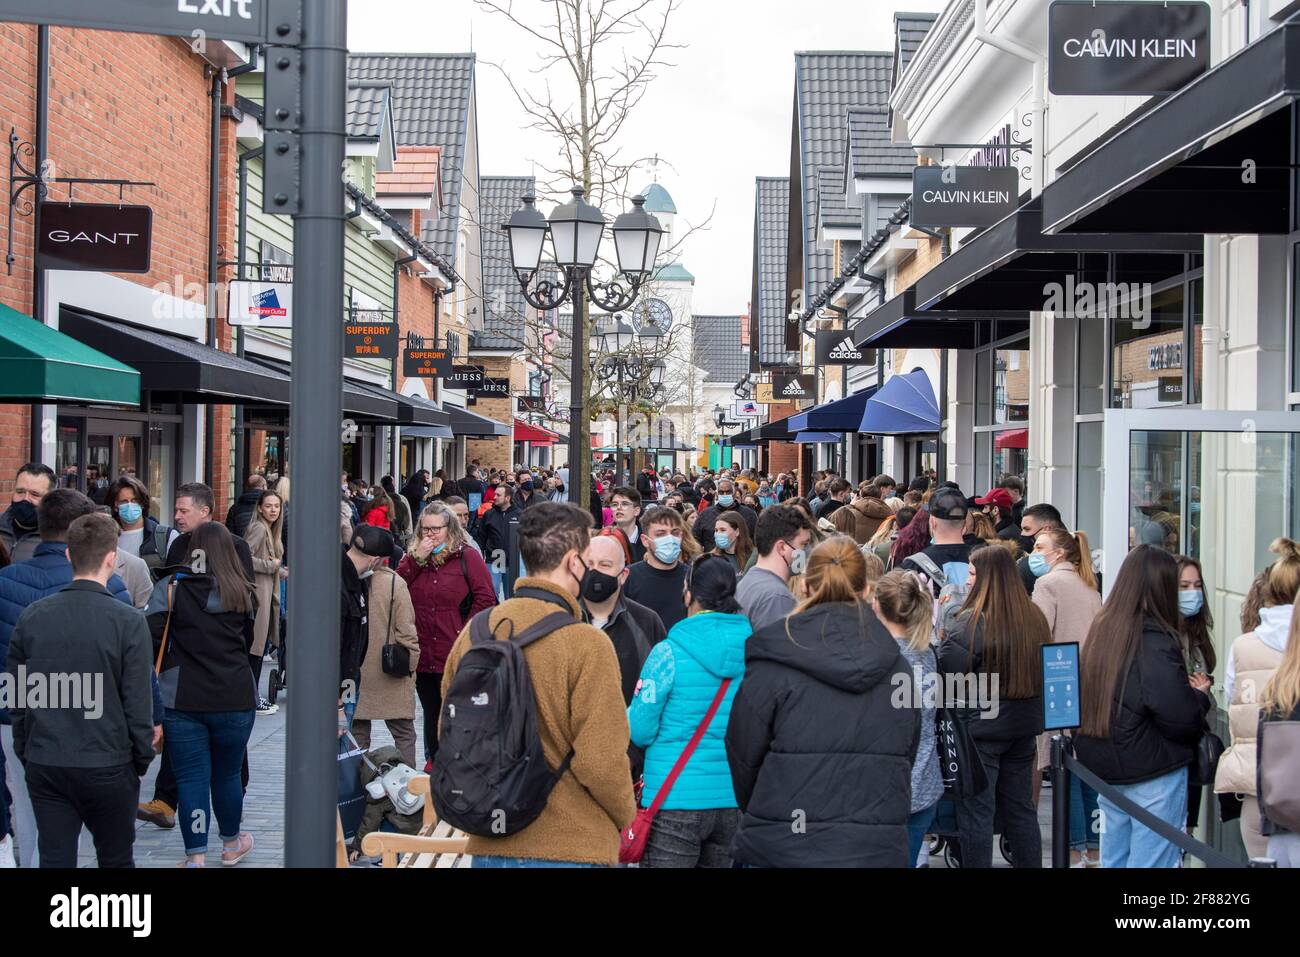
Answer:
[{"left": 397, "top": 545, "right": 497, "bottom": 674}]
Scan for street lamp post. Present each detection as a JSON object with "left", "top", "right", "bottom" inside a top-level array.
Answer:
[
  {"left": 593, "top": 319, "right": 667, "bottom": 485},
  {"left": 504, "top": 190, "right": 663, "bottom": 504}
]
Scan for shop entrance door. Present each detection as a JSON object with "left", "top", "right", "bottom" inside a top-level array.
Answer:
[{"left": 84, "top": 421, "right": 144, "bottom": 505}]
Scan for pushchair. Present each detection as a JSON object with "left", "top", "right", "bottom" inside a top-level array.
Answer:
[
  {"left": 266, "top": 577, "right": 288, "bottom": 702},
  {"left": 926, "top": 796, "right": 1014, "bottom": 867}
]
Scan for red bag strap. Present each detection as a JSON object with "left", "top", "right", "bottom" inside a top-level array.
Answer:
[{"left": 645, "top": 677, "right": 733, "bottom": 816}]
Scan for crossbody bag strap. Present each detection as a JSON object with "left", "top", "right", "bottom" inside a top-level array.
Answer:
[
  {"left": 154, "top": 581, "right": 176, "bottom": 675},
  {"left": 645, "top": 678, "right": 733, "bottom": 816},
  {"left": 385, "top": 573, "right": 396, "bottom": 647}
]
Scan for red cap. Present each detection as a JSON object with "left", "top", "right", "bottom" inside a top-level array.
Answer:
[{"left": 974, "top": 488, "right": 1013, "bottom": 511}]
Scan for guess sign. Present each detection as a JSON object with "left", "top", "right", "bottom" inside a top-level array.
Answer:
[
  {"left": 36, "top": 202, "right": 152, "bottom": 273},
  {"left": 445, "top": 365, "right": 484, "bottom": 390}
]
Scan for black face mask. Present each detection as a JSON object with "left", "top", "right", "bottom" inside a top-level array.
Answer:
[
  {"left": 8, "top": 499, "right": 37, "bottom": 531},
  {"left": 581, "top": 567, "right": 621, "bottom": 604},
  {"left": 1018, "top": 534, "right": 1037, "bottom": 555}
]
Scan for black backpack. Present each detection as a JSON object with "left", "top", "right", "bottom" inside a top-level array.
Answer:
[{"left": 428, "top": 590, "right": 575, "bottom": 837}]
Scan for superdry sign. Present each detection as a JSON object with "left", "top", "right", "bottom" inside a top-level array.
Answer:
[
  {"left": 36, "top": 202, "right": 152, "bottom": 273},
  {"left": 815, "top": 330, "right": 866, "bottom": 366},
  {"left": 0, "top": 0, "right": 275, "bottom": 45},
  {"left": 1048, "top": 1, "right": 1210, "bottom": 96},
  {"left": 343, "top": 322, "right": 397, "bottom": 360},
  {"left": 404, "top": 348, "right": 452, "bottom": 379},
  {"left": 911, "top": 167, "right": 1018, "bottom": 229}
]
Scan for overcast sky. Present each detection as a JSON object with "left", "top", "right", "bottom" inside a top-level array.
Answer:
[{"left": 349, "top": 0, "right": 948, "bottom": 314}]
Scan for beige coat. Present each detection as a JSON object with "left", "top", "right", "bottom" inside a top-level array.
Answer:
[
  {"left": 1215, "top": 634, "right": 1283, "bottom": 795},
  {"left": 1031, "top": 567, "right": 1102, "bottom": 649},
  {"left": 355, "top": 566, "right": 420, "bottom": 721},
  {"left": 243, "top": 518, "right": 283, "bottom": 658}
]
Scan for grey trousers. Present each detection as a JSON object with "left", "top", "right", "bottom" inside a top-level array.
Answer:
[
  {"left": 350, "top": 718, "right": 418, "bottom": 769},
  {"left": 1, "top": 726, "right": 37, "bottom": 867}
]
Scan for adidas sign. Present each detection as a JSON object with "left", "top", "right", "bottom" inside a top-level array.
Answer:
[
  {"left": 827, "top": 338, "right": 863, "bottom": 362},
  {"left": 781, "top": 381, "right": 807, "bottom": 397}
]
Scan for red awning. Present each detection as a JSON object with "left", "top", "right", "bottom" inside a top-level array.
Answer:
[
  {"left": 995, "top": 428, "right": 1028, "bottom": 450},
  {"left": 515, "top": 419, "right": 558, "bottom": 445}
]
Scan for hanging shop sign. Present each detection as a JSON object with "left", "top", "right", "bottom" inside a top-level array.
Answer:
[
  {"left": 772, "top": 374, "right": 815, "bottom": 402},
  {"left": 732, "top": 399, "right": 763, "bottom": 419},
  {"left": 35, "top": 202, "right": 152, "bottom": 273},
  {"left": 475, "top": 377, "right": 510, "bottom": 399},
  {"left": 445, "top": 365, "right": 485, "bottom": 390},
  {"left": 343, "top": 321, "right": 398, "bottom": 360},
  {"left": 0, "top": 0, "right": 275, "bottom": 44},
  {"left": 815, "top": 329, "right": 867, "bottom": 366},
  {"left": 228, "top": 280, "right": 292, "bottom": 329},
  {"left": 518, "top": 394, "right": 546, "bottom": 414},
  {"left": 1048, "top": 1, "right": 1211, "bottom": 96},
  {"left": 911, "top": 166, "right": 1018, "bottom": 228},
  {"left": 754, "top": 382, "right": 776, "bottom": 404},
  {"left": 403, "top": 347, "right": 452, "bottom": 379}
]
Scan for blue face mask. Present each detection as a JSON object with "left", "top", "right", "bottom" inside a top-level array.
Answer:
[
  {"left": 1179, "top": 588, "right": 1204, "bottom": 617},
  {"left": 714, "top": 531, "right": 732, "bottom": 551},
  {"left": 716, "top": 494, "right": 734, "bottom": 508},
  {"left": 759, "top": 496, "right": 775, "bottom": 509},
  {"left": 653, "top": 535, "right": 682, "bottom": 564},
  {"left": 118, "top": 502, "right": 143, "bottom": 524},
  {"left": 1027, "top": 553, "right": 1052, "bottom": 578}
]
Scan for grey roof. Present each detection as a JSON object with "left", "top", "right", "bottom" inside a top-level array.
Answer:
[
  {"left": 348, "top": 54, "right": 476, "bottom": 266},
  {"left": 692, "top": 315, "right": 749, "bottom": 385},
  {"left": 846, "top": 107, "right": 916, "bottom": 179},
  {"left": 752, "top": 177, "right": 794, "bottom": 367},
  {"left": 816, "top": 165, "right": 857, "bottom": 231},
  {"left": 791, "top": 52, "right": 894, "bottom": 311},
  {"left": 346, "top": 82, "right": 391, "bottom": 141},
  {"left": 873, "top": 193, "right": 910, "bottom": 233},
  {"left": 476, "top": 175, "right": 536, "bottom": 351},
  {"left": 895, "top": 12, "right": 938, "bottom": 83}
]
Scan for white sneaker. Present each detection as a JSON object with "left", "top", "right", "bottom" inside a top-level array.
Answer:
[
  {"left": 256, "top": 698, "right": 279, "bottom": 716},
  {"left": 0, "top": 836, "right": 15, "bottom": 869}
]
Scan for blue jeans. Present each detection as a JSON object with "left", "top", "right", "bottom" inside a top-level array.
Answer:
[
  {"left": 0, "top": 743, "right": 10, "bottom": 838},
  {"left": 472, "top": 855, "right": 606, "bottom": 868},
  {"left": 1070, "top": 775, "right": 1100, "bottom": 851},
  {"left": 907, "top": 803, "right": 938, "bottom": 867},
  {"left": 164, "top": 709, "right": 255, "bottom": 854},
  {"left": 1098, "top": 766, "right": 1187, "bottom": 868}
]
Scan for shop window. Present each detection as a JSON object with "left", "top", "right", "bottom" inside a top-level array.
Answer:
[
  {"left": 56, "top": 420, "right": 82, "bottom": 491},
  {"left": 993, "top": 428, "right": 1028, "bottom": 486},
  {"left": 148, "top": 423, "right": 177, "bottom": 523},
  {"left": 1077, "top": 313, "right": 1106, "bottom": 415},
  {"left": 994, "top": 346, "right": 1029, "bottom": 426},
  {"left": 1076, "top": 421, "right": 1104, "bottom": 551},
  {"left": 1109, "top": 273, "right": 1202, "bottom": 409}
]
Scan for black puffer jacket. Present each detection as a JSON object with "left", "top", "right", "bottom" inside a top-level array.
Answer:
[
  {"left": 939, "top": 611, "right": 1045, "bottom": 741},
  {"left": 725, "top": 602, "right": 919, "bottom": 867},
  {"left": 146, "top": 573, "right": 257, "bottom": 713},
  {"left": 1073, "top": 618, "right": 1210, "bottom": 786}
]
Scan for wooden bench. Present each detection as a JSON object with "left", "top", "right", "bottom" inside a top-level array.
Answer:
[{"left": 358, "top": 775, "right": 471, "bottom": 868}]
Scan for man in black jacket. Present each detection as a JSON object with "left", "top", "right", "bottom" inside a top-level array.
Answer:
[
  {"left": 691, "top": 478, "right": 757, "bottom": 550},
  {"left": 476, "top": 484, "right": 521, "bottom": 597},
  {"left": 6, "top": 513, "right": 156, "bottom": 867},
  {"left": 224, "top": 474, "right": 267, "bottom": 539}
]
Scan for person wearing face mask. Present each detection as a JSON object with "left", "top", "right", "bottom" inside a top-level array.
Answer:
[
  {"left": 0, "top": 463, "right": 55, "bottom": 564},
  {"left": 106, "top": 475, "right": 179, "bottom": 575},
  {"left": 441, "top": 501, "right": 636, "bottom": 867},
  {"left": 625, "top": 506, "right": 699, "bottom": 634},
  {"left": 974, "top": 487, "right": 1019, "bottom": 541},
  {"left": 691, "top": 479, "right": 757, "bottom": 551},
  {"left": 1175, "top": 555, "right": 1216, "bottom": 839},
  {"left": 586, "top": 532, "right": 666, "bottom": 712},
  {"left": 710, "top": 511, "right": 753, "bottom": 574},
  {"left": 1029, "top": 526, "right": 1103, "bottom": 865},
  {"left": 736, "top": 505, "right": 815, "bottom": 633},
  {"left": 339, "top": 526, "right": 398, "bottom": 732},
  {"left": 1014, "top": 504, "right": 1065, "bottom": 595}
]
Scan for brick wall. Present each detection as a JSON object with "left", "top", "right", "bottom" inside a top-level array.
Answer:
[
  {"left": 463, "top": 354, "right": 516, "bottom": 470},
  {"left": 895, "top": 234, "right": 943, "bottom": 292}
]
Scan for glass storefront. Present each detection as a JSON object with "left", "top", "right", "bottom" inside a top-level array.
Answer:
[
  {"left": 972, "top": 334, "right": 1030, "bottom": 489},
  {"left": 56, "top": 407, "right": 181, "bottom": 516}
]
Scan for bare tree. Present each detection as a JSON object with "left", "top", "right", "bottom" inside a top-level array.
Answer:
[{"left": 474, "top": 0, "right": 686, "bottom": 505}]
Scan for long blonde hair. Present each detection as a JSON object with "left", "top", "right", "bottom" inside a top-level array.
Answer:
[
  {"left": 874, "top": 569, "right": 933, "bottom": 650},
  {"left": 1036, "top": 527, "right": 1097, "bottom": 591},
  {"left": 868, "top": 514, "right": 898, "bottom": 547},
  {"left": 1261, "top": 602, "right": 1300, "bottom": 718}
]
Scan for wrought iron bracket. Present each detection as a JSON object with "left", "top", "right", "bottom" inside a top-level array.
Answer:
[{"left": 7, "top": 128, "right": 44, "bottom": 275}]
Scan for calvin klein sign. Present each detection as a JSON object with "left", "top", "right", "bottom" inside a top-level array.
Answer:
[
  {"left": 36, "top": 202, "right": 152, "bottom": 273},
  {"left": 815, "top": 330, "right": 866, "bottom": 366},
  {"left": 1048, "top": 1, "right": 1210, "bottom": 96},
  {"left": 911, "top": 167, "right": 1018, "bottom": 229}
]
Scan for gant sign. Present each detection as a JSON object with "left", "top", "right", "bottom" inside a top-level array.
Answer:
[
  {"left": 1048, "top": 1, "right": 1210, "bottom": 96},
  {"left": 36, "top": 202, "right": 152, "bottom": 273}
]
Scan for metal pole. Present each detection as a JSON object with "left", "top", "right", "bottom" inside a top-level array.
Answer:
[
  {"left": 205, "top": 69, "right": 223, "bottom": 490},
  {"left": 567, "top": 281, "right": 585, "bottom": 504},
  {"left": 1050, "top": 734, "right": 1070, "bottom": 868},
  {"left": 285, "top": 0, "right": 348, "bottom": 869},
  {"left": 234, "top": 146, "right": 264, "bottom": 486},
  {"left": 29, "top": 24, "right": 49, "bottom": 464}
]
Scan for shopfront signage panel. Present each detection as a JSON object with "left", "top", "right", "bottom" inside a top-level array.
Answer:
[
  {"left": 772, "top": 374, "right": 815, "bottom": 402},
  {"left": 36, "top": 202, "right": 152, "bottom": 273},
  {"left": 403, "top": 348, "right": 451, "bottom": 379},
  {"left": 343, "top": 321, "right": 397, "bottom": 360},
  {"left": 229, "top": 280, "right": 292, "bottom": 328},
  {"left": 445, "top": 365, "right": 484, "bottom": 390},
  {"left": 815, "top": 329, "right": 867, "bottom": 366},
  {"left": 911, "top": 166, "right": 1018, "bottom": 229},
  {"left": 1048, "top": 1, "right": 1210, "bottom": 96},
  {"left": 0, "top": 0, "right": 275, "bottom": 44}
]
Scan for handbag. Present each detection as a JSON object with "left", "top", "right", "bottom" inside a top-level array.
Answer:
[
  {"left": 152, "top": 581, "right": 177, "bottom": 753},
  {"left": 1190, "top": 721, "right": 1226, "bottom": 788},
  {"left": 619, "top": 678, "right": 732, "bottom": 865},
  {"left": 1258, "top": 720, "right": 1300, "bottom": 832},
  {"left": 379, "top": 574, "right": 412, "bottom": 677},
  {"left": 933, "top": 649, "right": 989, "bottom": 799}
]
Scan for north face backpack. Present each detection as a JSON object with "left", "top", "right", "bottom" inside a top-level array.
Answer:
[{"left": 428, "top": 596, "right": 575, "bottom": 837}]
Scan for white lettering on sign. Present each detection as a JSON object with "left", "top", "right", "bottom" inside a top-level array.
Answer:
[
  {"left": 1062, "top": 37, "right": 1197, "bottom": 59},
  {"left": 920, "top": 190, "right": 1011, "bottom": 205},
  {"left": 178, "top": 0, "right": 254, "bottom": 20},
  {"left": 48, "top": 230, "right": 141, "bottom": 245}
]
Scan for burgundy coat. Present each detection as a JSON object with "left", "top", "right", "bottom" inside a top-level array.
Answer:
[{"left": 397, "top": 545, "right": 496, "bottom": 674}]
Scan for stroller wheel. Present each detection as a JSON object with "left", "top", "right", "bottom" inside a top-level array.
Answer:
[
  {"left": 943, "top": 838, "right": 962, "bottom": 868},
  {"left": 927, "top": 834, "right": 945, "bottom": 857},
  {"left": 267, "top": 669, "right": 280, "bottom": 702},
  {"left": 999, "top": 833, "right": 1013, "bottom": 864}
]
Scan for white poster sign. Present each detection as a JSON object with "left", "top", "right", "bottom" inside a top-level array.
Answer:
[{"left": 229, "top": 280, "right": 293, "bottom": 329}]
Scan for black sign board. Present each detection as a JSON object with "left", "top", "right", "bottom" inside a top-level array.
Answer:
[
  {"left": 403, "top": 348, "right": 452, "bottom": 379},
  {"left": 1048, "top": 1, "right": 1210, "bottom": 96},
  {"left": 518, "top": 394, "right": 546, "bottom": 414},
  {"left": 1158, "top": 376, "right": 1184, "bottom": 402},
  {"left": 343, "top": 321, "right": 397, "bottom": 360},
  {"left": 772, "top": 374, "right": 815, "bottom": 402},
  {"left": 911, "top": 166, "right": 1019, "bottom": 228},
  {"left": 784, "top": 308, "right": 802, "bottom": 352},
  {"left": 36, "top": 202, "right": 152, "bottom": 273},
  {"left": 476, "top": 377, "right": 510, "bottom": 399},
  {"left": 0, "top": 0, "right": 277, "bottom": 45},
  {"left": 815, "top": 329, "right": 867, "bottom": 366},
  {"left": 445, "top": 365, "right": 485, "bottom": 390}
]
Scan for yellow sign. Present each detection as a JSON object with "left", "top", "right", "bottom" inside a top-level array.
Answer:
[{"left": 755, "top": 382, "right": 775, "bottom": 404}]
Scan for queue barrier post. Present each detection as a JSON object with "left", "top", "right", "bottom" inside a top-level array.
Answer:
[
  {"left": 1050, "top": 734, "right": 1071, "bottom": 869},
  {"left": 505, "top": 515, "right": 521, "bottom": 599}
]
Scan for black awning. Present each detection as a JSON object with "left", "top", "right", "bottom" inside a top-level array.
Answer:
[
  {"left": 247, "top": 357, "right": 396, "bottom": 422},
  {"left": 912, "top": 203, "right": 1203, "bottom": 311},
  {"left": 731, "top": 415, "right": 799, "bottom": 445},
  {"left": 1043, "top": 21, "right": 1300, "bottom": 236},
  {"left": 446, "top": 404, "right": 511, "bottom": 437},
  {"left": 60, "top": 308, "right": 291, "bottom": 405},
  {"left": 852, "top": 287, "right": 1029, "bottom": 349}
]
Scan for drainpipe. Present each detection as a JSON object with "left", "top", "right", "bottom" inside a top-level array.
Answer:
[
  {"left": 973, "top": 0, "right": 1046, "bottom": 196},
  {"left": 204, "top": 68, "right": 225, "bottom": 489},
  {"left": 29, "top": 25, "right": 50, "bottom": 464},
  {"left": 393, "top": 254, "right": 420, "bottom": 480}
]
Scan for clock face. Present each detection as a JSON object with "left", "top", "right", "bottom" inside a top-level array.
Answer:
[{"left": 632, "top": 297, "right": 673, "bottom": 334}]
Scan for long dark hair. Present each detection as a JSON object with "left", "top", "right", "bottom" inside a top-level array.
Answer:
[
  {"left": 712, "top": 510, "right": 753, "bottom": 569},
  {"left": 889, "top": 507, "right": 931, "bottom": 568},
  {"left": 1080, "top": 545, "right": 1180, "bottom": 738},
  {"left": 1176, "top": 554, "right": 1216, "bottom": 674},
  {"left": 190, "top": 522, "right": 254, "bottom": 616},
  {"left": 958, "top": 545, "right": 1049, "bottom": 699},
  {"left": 684, "top": 554, "right": 740, "bottom": 615}
]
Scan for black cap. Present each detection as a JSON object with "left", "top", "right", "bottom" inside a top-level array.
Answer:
[
  {"left": 908, "top": 474, "right": 931, "bottom": 494},
  {"left": 351, "top": 525, "right": 394, "bottom": 558},
  {"left": 928, "top": 488, "right": 969, "bottom": 522}
]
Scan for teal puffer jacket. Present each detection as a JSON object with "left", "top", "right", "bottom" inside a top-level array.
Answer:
[{"left": 628, "top": 610, "right": 749, "bottom": 810}]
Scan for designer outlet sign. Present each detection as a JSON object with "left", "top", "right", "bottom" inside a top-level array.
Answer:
[
  {"left": 1048, "top": 1, "right": 1210, "bottom": 96},
  {"left": 911, "top": 166, "right": 1018, "bottom": 229}
]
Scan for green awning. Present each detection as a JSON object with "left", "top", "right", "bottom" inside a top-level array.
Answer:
[{"left": 0, "top": 304, "right": 140, "bottom": 405}]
